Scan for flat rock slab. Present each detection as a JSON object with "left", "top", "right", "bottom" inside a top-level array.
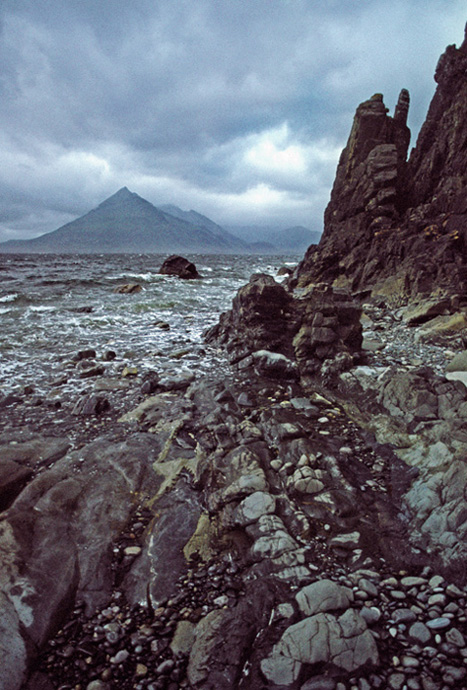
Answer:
[{"left": 261, "top": 608, "right": 379, "bottom": 685}]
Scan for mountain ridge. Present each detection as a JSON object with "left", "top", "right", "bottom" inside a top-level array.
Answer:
[{"left": 0, "top": 188, "right": 249, "bottom": 254}]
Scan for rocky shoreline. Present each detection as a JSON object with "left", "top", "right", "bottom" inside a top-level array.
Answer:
[{"left": 2, "top": 281, "right": 467, "bottom": 690}]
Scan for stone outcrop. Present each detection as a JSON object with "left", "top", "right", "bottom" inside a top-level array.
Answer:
[
  {"left": 295, "top": 24, "right": 467, "bottom": 304},
  {"left": 206, "top": 274, "right": 362, "bottom": 379},
  {"left": 158, "top": 255, "right": 201, "bottom": 279}
]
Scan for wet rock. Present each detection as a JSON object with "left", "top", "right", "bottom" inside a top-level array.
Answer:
[
  {"left": 159, "top": 255, "right": 200, "bottom": 279},
  {"left": 113, "top": 283, "right": 142, "bottom": 294},
  {"left": 0, "top": 433, "right": 160, "bottom": 680},
  {"left": 187, "top": 609, "right": 228, "bottom": 685},
  {"left": 205, "top": 273, "right": 297, "bottom": 362},
  {"left": 72, "top": 393, "right": 110, "bottom": 416},
  {"left": 0, "top": 461, "right": 33, "bottom": 511},
  {"left": 249, "top": 349, "right": 299, "bottom": 379},
  {"left": 76, "top": 360, "right": 106, "bottom": 378}
]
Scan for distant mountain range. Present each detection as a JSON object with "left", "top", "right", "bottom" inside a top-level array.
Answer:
[
  {"left": 0, "top": 187, "right": 320, "bottom": 254},
  {"left": 226, "top": 224, "right": 322, "bottom": 253}
]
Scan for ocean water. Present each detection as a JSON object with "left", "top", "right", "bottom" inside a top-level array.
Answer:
[{"left": 0, "top": 253, "right": 299, "bottom": 396}]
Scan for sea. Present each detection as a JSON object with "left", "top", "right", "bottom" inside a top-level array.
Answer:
[{"left": 0, "top": 253, "right": 299, "bottom": 398}]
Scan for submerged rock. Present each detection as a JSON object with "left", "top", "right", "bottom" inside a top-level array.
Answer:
[{"left": 113, "top": 283, "right": 142, "bottom": 294}]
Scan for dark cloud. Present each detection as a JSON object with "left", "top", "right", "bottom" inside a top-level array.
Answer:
[{"left": 0, "top": 0, "right": 465, "bottom": 239}]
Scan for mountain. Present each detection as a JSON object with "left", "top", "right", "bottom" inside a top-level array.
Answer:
[
  {"left": 295, "top": 25, "right": 467, "bottom": 303},
  {"left": 227, "top": 224, "right": 321, "bottom": 253},
  {"left": 0, "top": 188, "right": 250, "bottom": 254},
  {"left": 159, "top": 204, "right": 227, "bottom": 238}
]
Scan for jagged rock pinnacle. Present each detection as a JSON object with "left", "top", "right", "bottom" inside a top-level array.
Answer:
[{"left": 394, "top": 88, "right": 410, "bottom": 125}]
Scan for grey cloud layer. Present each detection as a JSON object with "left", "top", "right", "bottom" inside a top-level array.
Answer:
[{"left": 0, "top": 0, "right": 465, "bottom": 240}]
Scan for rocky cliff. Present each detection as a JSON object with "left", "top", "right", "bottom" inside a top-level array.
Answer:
[{"left": 295, "top": 24, "right": 467, "bottom": 304}]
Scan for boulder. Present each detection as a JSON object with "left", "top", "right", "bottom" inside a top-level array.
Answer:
[
  {"left": 446, "top": 350, "right": 467, "bottom": 373},
  {"left": 205, "top": 273, "right": 298, "bottom": 362},
  {"left": 261, "top": 609, "right": 379, "bottom": 684},
  {"left": 158, "top": 255, "right": 200, "bottom": 279}
]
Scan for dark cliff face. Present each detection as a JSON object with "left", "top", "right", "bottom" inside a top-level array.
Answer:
[
  {"left": 297, "top": 25, "right": 467, "bottom": 303},
  {"left": 406, "top": 28, "right": 467, "bottom": 216}
]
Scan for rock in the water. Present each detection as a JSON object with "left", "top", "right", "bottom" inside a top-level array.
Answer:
[
  {"left": 159, "top": 255, "right": 200, "bottom": 279},
  {"left": 113, "top": 283, "right": 142, "bottom": 294}
]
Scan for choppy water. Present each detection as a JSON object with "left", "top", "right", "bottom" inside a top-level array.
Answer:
[{"left": 0, "top": 253, "right": 298, "bottom": 395}]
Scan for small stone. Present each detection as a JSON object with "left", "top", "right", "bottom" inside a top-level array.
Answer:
[
  {"left": 390, "top": 590, "right": 407, "bottom": 601},
  {"left": 358, "top": 578, "right": 378, "bottom": 597},
  {"left": 156, "top": 659, "right": 175, "bottom": 674},
  {"left": 401, "top": 576, "right": 427, "bottom": 588},
  {"left": 445, "top": 627, "right": 465, "bottom": 647},
  {"left": 124, "top": 546, "right": 142, "bottom": 557},
  {"left": 275, "top": 603, "right": 295, "bottom": 620},
  {"left": 426, "top": 617, "right": 450, "bottom": 630},
  {"left": 443, "top": 665, "right": 467, "bottom": 684},
  {"left": 135, "top": 664, "right": 148, "bottom": 677},
  {"left": 409, "top": 621, "right": 431, "bottom": 645},
  {"left": 87, "top": 682, "right": 108, "bottom": 690},
  {"left": 401, "top": 655, "right": 420, "bottom": 668},
  {"left": 122, "top": 366, "right": 138, "bottom": 377},
  {"left": 360, "top": 606, "right": 381, "bottom": 625},
  {"left": 392, "top": 608, "right": 417, "bottom": 624},
  {"left": 388, "top": 672, "right": 405, "bottom": 690},
  {"left": 446, "top": 583, "right": 464, "bottom": 598},
  {"left": 111, "top": 649, "right": 129, "bottom": 664},
  {"left": 428, "top": 593, "right": 446, "bottom": 607}
]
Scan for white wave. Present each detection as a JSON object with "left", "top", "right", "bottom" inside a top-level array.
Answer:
[
  {"left": 29, "top": 305, "right": 56, "bottom": 312},
  {"left": 0, "top": 293, "right": 18, "bottom": 303}
]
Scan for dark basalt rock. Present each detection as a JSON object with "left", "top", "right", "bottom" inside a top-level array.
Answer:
[
  {"left": 294, "top": 24, "right": 467, "bottom": 304},
  {"left": 205, "top": 274, "right": 362, "bottom": 379},
  {"left": 205, "top": 273, "right": 298, "bottom": 362},
  {"left": 159, "top": 255, "right": 201, "bottom": 279},
  {"left": 113, "top": 283, "right": 142, "bottom": 294}
]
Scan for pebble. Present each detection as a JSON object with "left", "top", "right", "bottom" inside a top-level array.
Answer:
[
  {"left": 409, "top": 621, "right": 432, "bottom": 644},
  {"left": 111, "top": 649, "right": 129, "bottom": 664},
  {"left": 426, "top": 617, "right": 451, "bottom": 630}
]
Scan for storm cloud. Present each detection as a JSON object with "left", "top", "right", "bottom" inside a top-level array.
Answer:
[{"left": 0, "top": 0, "right": 465, "bottom": 240}]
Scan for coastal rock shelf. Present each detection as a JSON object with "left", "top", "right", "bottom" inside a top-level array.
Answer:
[{"left": 3, "top": 295, "right": 467, "bottom": 689}]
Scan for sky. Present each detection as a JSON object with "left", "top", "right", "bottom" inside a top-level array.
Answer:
[{"left": 0, "top": 0, "right": 465, "bottom": 242}]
